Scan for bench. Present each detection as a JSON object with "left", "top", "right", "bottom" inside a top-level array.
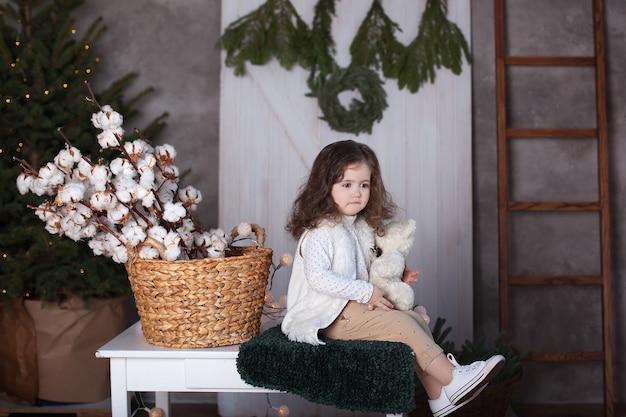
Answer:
[{"left": 97, "top": 322, "right": 416, "bottom": 417}]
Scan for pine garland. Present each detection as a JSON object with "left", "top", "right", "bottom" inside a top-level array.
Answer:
[{"left": 217, "top": 0, "right": 471, "bottom": 135}]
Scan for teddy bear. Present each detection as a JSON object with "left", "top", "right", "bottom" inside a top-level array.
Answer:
[{"left": 369, "top": 219, "right": 417, "bottom": 311}]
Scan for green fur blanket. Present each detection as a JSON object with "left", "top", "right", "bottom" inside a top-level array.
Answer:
[{"left": 236, "top": 325, "right": 416, "bottom": 414}]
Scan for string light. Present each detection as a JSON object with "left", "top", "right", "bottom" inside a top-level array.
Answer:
[{"left": 265, "top": 394, "right": 290, "bottom": 417}]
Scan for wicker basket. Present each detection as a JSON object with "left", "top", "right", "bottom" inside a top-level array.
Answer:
[
  {"left": 125, "top": 224, "right": 273, "bottom": 348},
  {"left": 409, "top": 371, "right": 522, "bottom": 417}
]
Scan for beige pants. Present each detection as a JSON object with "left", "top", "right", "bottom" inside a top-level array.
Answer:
[{"left": 321, "top": 300, "right": 443, "bottom": 376}]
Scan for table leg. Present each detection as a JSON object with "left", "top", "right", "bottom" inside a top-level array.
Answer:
[
  {"left": 109, "top": 358, "right": 130, "bottom": 417},
  {"left": 155, "top": 391, "right": 170, "bottom": 416}
]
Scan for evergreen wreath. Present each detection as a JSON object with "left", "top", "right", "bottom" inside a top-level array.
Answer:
[
  {"left": 315, "top": 65, "right": 387, "bottom": 135},
  {"left": 217, "top": 0, "right": 470, "bottom": 135}
]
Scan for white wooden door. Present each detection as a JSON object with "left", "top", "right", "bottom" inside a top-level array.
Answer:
[{"left": 218, "top": 1, "right": 471, "bottom": 415}]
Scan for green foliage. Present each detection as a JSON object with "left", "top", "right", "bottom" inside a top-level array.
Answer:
[
  {"left": 0, "top": 0, "right": 167, "bottom": 306},
  {"left": 216, "top": 0, "right": 471, "bottom": 135},
  {"left": 417, "top": 317, "right": 528, "bottom": 395},
  {"left": 215, "top": 0, "right": 311, "bottom": 77},
  {"left": 349, "top": 0, "right": 404, "bottom": 80},
  {"left": 392, "top": 0, "right": 471, "bottom": 93}
]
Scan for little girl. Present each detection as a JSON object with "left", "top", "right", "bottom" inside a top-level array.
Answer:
[{"left": 281, "top": 140, "right": 504, "bottom": 417}]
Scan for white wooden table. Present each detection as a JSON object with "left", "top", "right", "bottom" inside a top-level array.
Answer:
[
  {"left": 97, "top": 321, "right": 403, "bottom": 417},
  {"left": 95, "top": 321, "right": 275, "bottom": 417}
]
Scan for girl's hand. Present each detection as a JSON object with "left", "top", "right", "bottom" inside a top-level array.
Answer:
[
  {"left": 402, "top": 267, "right": 420, "bottom": 284},
  {"left": 367, "top": 285, "right": 394, "bottom": 311}
]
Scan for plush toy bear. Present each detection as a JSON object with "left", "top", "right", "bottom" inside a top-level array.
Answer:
[{"left": 369, "top": 219, "right": 417, "bottom": 311}]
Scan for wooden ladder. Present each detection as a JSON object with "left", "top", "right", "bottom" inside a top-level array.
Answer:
[{"left": 494, "top": 1, "right": 613, "bottom": 416}]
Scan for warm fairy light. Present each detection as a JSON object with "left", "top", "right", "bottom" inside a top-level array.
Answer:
[
  {"left": 5, "top": 98, "right": 10, "bottom": 104},
  {"left": 15, "top": 41, "right": 20, "bottom": 46},
  {"left": 25, "top": 93, "right": 30, "bottom": 99},
  {"left": 44, "top": 90, "right": 50, "bottom": 95},
  {"left": 74, "top": 69, "right": 79, "bottom": 74},
  {"left": 84, "top": 44, "right": 90, "bottom": 50},
  {"left": 2, "top": 253, "right": 7, "bottom": 259},
  {"left": 80, "top": 268, "right": 85, "bottom": 274},
  {"left": 10, "top": 63, "right": 15, "bottom": 68},
  {"left": 63, "top": 83, "right": 68, "bottom": 88},
  {"left": 95, "top": 57, "right": 100, "bottom": 62},
  {"left": 86, "top": 68, "right": 91, "bottom": 74},
  {"left": 71, "top": 29, "right": 77, "bottom": 34}
]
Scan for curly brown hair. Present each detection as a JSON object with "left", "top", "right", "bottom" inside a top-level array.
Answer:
[{"left": 285, "top": 140, "right": 396, "bottom": 239}]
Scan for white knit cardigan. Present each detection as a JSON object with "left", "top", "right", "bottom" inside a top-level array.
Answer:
[{"left": 281, "top": 216, "right": 375, "bottom": 345}]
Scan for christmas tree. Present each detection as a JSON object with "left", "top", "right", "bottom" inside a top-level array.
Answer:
[{"left": 0, "top": 0, "right": 167, "bottom": 306}]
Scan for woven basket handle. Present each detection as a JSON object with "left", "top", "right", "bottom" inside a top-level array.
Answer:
[{"left": 230, "top": 223, "right": 265, "bottom": 248}]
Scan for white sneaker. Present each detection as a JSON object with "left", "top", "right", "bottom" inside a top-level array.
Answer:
[
  {"left": 443, "top": 353, "right": 505, "bottom": 405},
  {"left": 428, "top": 384, "right": 487, "bottom": 417}
]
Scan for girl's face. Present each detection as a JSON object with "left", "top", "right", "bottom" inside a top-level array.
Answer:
[{"left": 331, "top": 162, "right": 371, "bottom": 216}]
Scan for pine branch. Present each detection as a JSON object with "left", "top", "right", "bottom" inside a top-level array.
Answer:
[
  {"left": 216, "top": 0, "right": 311, "bottom": 76},
  {"left": 75, "top": 15, "right": 106, "bottom": 69},
  {"left": 50, "top": 15, "right": 72, "bottom": 66},
  {"left": 349, "top": 0, "right": 404, "bottom": 79},
  {"left": 305, "top": 0, "right": 337, "bottom": 91},
  {"left": 393, "top": 0, "right": 471, "bottom": 93}
]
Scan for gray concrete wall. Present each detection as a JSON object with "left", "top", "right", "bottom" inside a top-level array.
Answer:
[{"left": 76, "top": 0, "right": 624, "bottom": 405}]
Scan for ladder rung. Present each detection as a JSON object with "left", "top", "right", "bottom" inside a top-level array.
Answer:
[
  {"left": 509, "top": 275, "right": 603, "bottom": 285},
  {"left": 508, "top": 201, "right": 600, "bottom": 211},
  {"left": 504, "top": 56, "right": 596, "bottom": 66},
  {"left": 526, "top": 351, "right": 605, "bottom": 361},
  {"left": 507, "top": 128, "right": 597, "bottom": 138}
]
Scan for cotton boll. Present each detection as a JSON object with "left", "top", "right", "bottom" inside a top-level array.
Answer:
[
  {"left": 178, "top": 186, "right": 202, "bottom": 211},
  {"left": 72, "top": 158, "right": 92, "bottom": 182},
  {"left": 206, "top": 246, "right": 225, "bottom": 258},
  {"left": 110, "top": 158, "right": 136, "bottom": 178},
  {"left": 54, "top": 146, "right": 82, "bottom": 171},
  {"left": 177, "top": 220, "right": 195, "bottom": 247},
  {"left": 80, "top": 223, "right": 97, "bottom": 239},
  {"left": 121, "top": 221, "right": 147, "bottom": 247},
  {"left": 60, "top": 216, "right": 84, "bottom": 241},
  {"left": 35, "top": 202, "right": 57, "bottom": 222},
  {"left": 16, "top": 173, "right": 35, "bottom": 195},
  {"left": 124, "top": 139, "right": 153, "bottom": 162},
  {"left": 140, "top": 191, "right": 156, "bottom": 208},
  {"left": 39, "top": 162, "right": 66, "bottom": 189},
  {"left": 107, "top": 204, "right": 130, "bottom": 224},
  {"left": 88, "top": 233, "right": 108, "bottom": 256},
  {"left": 154, "top": 144, "right": 177, "bottom": 165},
  {"left": 91, "top": 105, "right": 124, "bottom": 131},
  {"left": 194, "top": 231, "right": 211, "bottom": 248},
  {"left": 162, "top": 232, "right": 182, "bottom": 260},
  {"left": 139, "top": 169, "right": 155, "bottom": 190},
  {"left": 90, "top": 190, "right": 118, "bottom": 211},
  {"left": 111, "top": 244, "right": 129, "bottom": 264},
  {"left": 162, "top": 201, "right": 186, "bottom": 223},
  {"left": 90, "top": 165, "right": 110, "bottom": 191},
  {"left": 139, "top": 245, "right": 160, "bottom": 259},
  {"left": 160, "top": 165, "right": 179, "bottom": 181},
  {"left": 55, "top": 181, "right": 86, "bottom": 204},
  {"left": 97, "top": 130, "right": 121, "bottom": 149},
  {"left": 148, "top": 225, "right": 168, "bottom": 241},
  {"left": 156, "top": 180, "right": 177, "bottom": 203}
]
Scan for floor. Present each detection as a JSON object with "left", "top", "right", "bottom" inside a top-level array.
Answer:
[{"left": 1, "top": 397, "right": 624, "bottom": 417}]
